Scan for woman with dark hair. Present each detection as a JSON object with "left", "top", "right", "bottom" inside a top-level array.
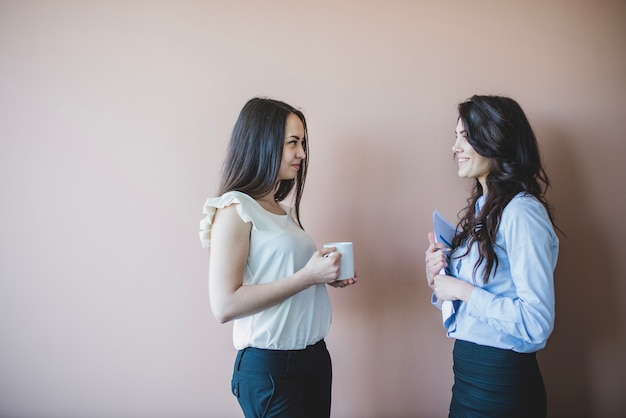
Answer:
[
  {"left": 425, "top": 95, "right": 559, "bottom": 417},
  {"left": 200, "top": 97, "right": 357, "bottom": 418}
]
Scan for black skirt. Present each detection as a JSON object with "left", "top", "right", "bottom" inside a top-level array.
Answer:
[{"left": 449, "top": 339, "right": 546, "bottom": 418}]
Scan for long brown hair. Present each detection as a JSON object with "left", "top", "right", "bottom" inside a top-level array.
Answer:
[
  {"left": 218, "top": 97, "right": 309, "bottom": 228},
  {"left": 452, "top": 95, "right": 557, "bottom": 284}
]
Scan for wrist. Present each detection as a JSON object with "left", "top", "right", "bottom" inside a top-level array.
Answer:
[
  {"left": 292, "top": 269, "right": 315, "bottom": 288},
  {"left": 458, "top": 281, "right": 475, "bottom": 302}
]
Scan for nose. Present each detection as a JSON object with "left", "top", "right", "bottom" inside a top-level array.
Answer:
[
  {"left": 452, "top": 137, "right": 462, "bottom": 153},
  {"left": 297, "top": 143, "right": 306, "bottom": 159}
]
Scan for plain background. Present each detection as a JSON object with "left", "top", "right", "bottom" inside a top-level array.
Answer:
[{"left": 1, "top": 1, "right": 625, "bottom": 417}]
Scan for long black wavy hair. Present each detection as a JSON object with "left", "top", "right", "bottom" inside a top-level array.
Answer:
[
  {"left": 218, "top": 97, "right": 308, "bottom": 228},
  {"left": 451, "top": 95, "right": 557, "bottom": 284}
]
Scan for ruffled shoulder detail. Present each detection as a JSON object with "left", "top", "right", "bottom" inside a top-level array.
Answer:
[{"left": 199, "top": 191, "right": 254, "bottom": 248}]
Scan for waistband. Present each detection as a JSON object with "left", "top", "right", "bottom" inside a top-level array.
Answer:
[
  {"left": 454, "top": 339, "right": 537, "bottom": 363},
  {"left": 234, "top": 339, "right": 329, "bottom": 374},
  {"left": 241, "top": 339, "right": 326, "bottom": 356}
]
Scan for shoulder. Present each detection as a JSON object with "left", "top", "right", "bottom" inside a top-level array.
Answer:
[
  {"left": 501, "top": 193, "right": 556, "bottom": 241},
  {"left": 204, "top": 191, "right": 253, "bottom": 208},
  {"left": 199, "top": 191, "right": 255, "bottom": 248},
  {"left": 503, "top": 193, "right": 549, "bottom": 220},
  {"left": 203, "top": 191, "right": 260, "bottom": 219}
]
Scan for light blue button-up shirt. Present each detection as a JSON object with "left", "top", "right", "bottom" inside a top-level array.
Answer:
[{"left": 436, "top": 193, "right": 559, "bottom": 353}]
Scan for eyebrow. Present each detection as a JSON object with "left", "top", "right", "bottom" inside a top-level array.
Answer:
[{"left": 455, "top": 130, "right": 468, "bottom": 135}]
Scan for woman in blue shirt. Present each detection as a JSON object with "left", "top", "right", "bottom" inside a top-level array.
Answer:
[{"left": 425, "top": 95, "right": 560, "bottom": 417}]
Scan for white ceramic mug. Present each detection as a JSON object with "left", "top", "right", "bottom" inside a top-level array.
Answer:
[{"left": 323, "top": 242, "right": 354, "bottom": 281}]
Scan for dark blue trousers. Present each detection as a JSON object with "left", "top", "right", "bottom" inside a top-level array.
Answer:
[{"left": 231, "top": 339, "right": 332, "bottom": 418}]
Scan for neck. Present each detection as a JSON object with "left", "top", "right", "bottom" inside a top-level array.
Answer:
[
  {"left": 257, "top": 192, "right": 276, "bottom": 204},
  {"left": 479, "top": 179, "right": 488, "bottom": 194},
  {"left": 256, "top": 193, "right": 285, "bottom": 215}
]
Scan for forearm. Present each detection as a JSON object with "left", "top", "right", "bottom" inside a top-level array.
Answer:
[
  {"left": 210, "top": 271, "right": 315, "bottom": 323},
  {"left": 466, "top": 287, "right": 554, "bottom": 344}
]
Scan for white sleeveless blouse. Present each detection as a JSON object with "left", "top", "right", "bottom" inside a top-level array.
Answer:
[{"left": 200, "top": 191, "right": 331, "bottom": 350}]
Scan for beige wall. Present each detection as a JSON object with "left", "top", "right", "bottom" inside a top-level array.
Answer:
[{"left": 1, "top": 1, "right": 625, "bottom": 417}]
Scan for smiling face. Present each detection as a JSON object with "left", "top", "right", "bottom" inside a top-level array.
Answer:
[
  {"left": 277, "top": 113, "right": 307, "bottom": 181},
  {"left": 453, "top": 118, "right": 491, "bottom": 192}
]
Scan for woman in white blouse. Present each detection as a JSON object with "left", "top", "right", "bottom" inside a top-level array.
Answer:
[
  {"left": 200, "top": 97, "right": 357, "bottom": 418},
  {"left": 425, "top": 95, "right": 560, "bottom": 417}
]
